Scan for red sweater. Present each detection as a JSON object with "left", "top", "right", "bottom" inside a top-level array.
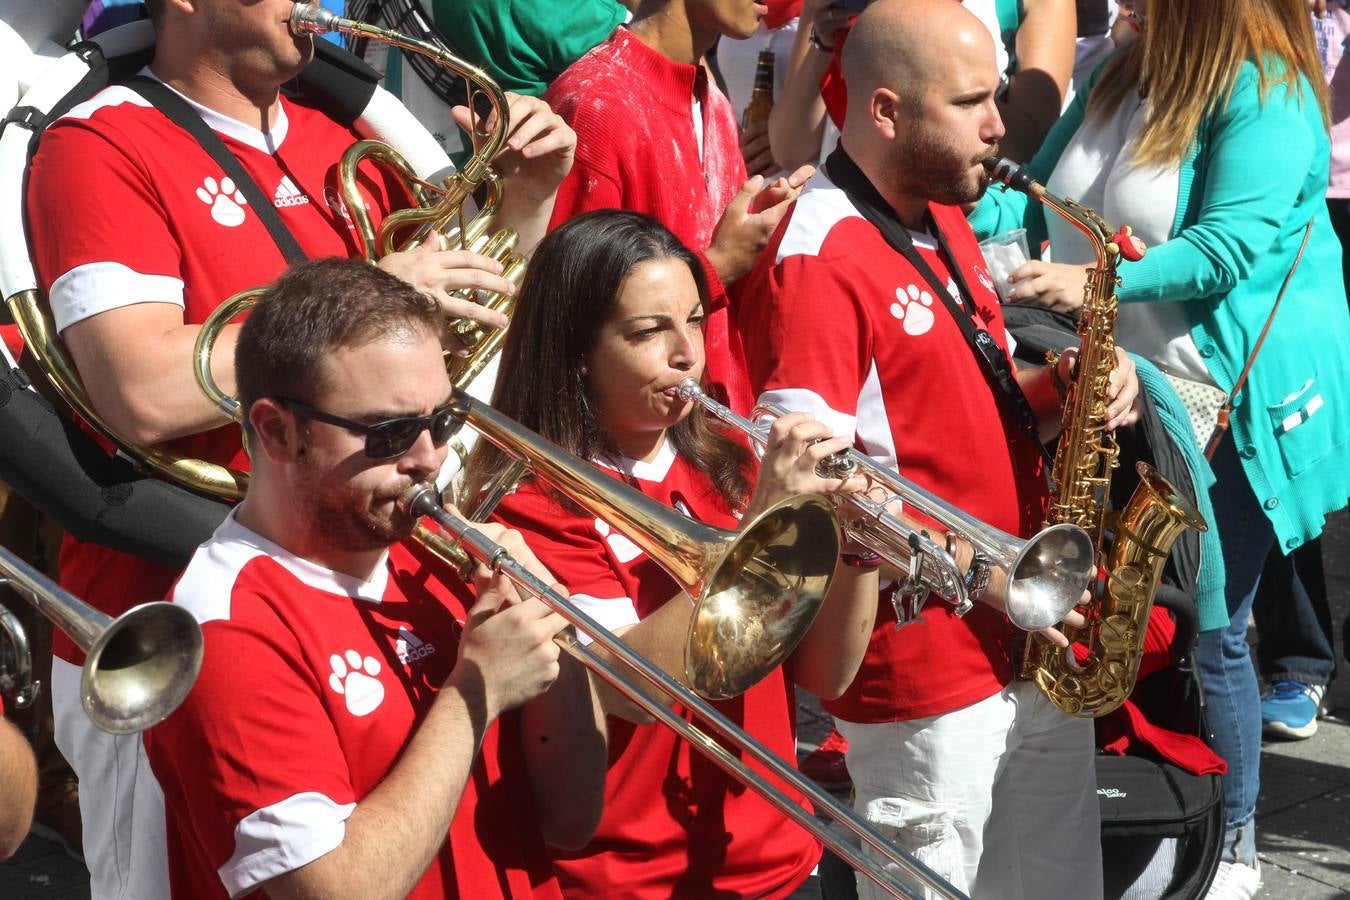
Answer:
[{"left": 545, "top": 28, "right": 751, "bottom": 411}]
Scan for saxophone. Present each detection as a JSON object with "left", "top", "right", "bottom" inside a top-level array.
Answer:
[{"left": 982, "top": 158, "right": 1208, "bottom": 717}]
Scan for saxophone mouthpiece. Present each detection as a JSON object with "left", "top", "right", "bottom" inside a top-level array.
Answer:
[{"left": 981, "top": 157, "right": 1040, "bottom": 195}]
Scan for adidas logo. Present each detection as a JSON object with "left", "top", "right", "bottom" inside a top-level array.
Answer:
[
  {"left": 395, "top": 627, "right": 436, "bottom": 664},
  {"left": 273, "top": 176, "right": 310, "bottom": 209}
]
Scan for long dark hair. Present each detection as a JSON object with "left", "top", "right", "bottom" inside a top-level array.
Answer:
[{"left": 462, "top": 210, "right": 752, "bottom": 509}]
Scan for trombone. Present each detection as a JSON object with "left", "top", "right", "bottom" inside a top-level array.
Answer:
[
  {"left": 0, "top": 545, "right": 202, "bottom": 734},
  {"left": 193, "top": 290, "right": 964, "bottom": 894},
  {"left": 405, "top": 482, "right": 965, "bottom": 900},
  {"left": 677, "top": 379, "right": 1096, "bottom": 632}
]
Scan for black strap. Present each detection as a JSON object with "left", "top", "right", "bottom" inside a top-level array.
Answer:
[
  {"left": 825, "top": 146, "right": 1050, "bottom": 462},
  {"left": 123, "top": 76, "right": 307, "bottom": 265}
]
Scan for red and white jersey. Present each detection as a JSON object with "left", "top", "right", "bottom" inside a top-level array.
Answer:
[
  {"left": 737, "top": 170, "right": 1049, "bottom": 723},
  {"left": 491, "top": 442, "right": 819, "bottom": 899},
  {"left": 142, "top": 512, "right": 561, "bottom": 900},
  {"left": 25, "top": 72, "right": 401, "bottom": 661}
]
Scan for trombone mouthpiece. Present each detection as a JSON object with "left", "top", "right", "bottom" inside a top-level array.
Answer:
[
  {"left": 289, "top": 3, "right": 339, "bottom": 35},
  {"left": 400, "top": 482, "right": 441, "bottom": 518}
]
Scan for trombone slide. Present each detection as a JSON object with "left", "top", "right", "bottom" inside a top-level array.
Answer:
[{"left": 403, "top": 483, "right": 966, "bottom": 900}]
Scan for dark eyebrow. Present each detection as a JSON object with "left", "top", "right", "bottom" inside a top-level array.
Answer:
[{"left": 619, "top": 313, "right": 674, "bottom": 326}]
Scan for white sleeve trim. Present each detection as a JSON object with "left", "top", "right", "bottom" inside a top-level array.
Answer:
[
  {"left": 569, "top": 593, "right": 641, "bottom": 646},
  {"left": 48, "top": 261, "right": 185, "bottom": 333},
  {"left": 218, "top": 791, "right": 357, "bottom": 898},
  {"left": 757, "top": 388, "right": 858, "bottom": 442}
]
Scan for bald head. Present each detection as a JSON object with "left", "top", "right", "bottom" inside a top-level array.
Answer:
[{"left": 841, "top": 0, "right": 998, "bottom": 121}]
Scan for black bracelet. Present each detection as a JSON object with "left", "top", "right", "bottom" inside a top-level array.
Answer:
[{"left": 808, "top": 27, "right": 835, "bottom": 52}]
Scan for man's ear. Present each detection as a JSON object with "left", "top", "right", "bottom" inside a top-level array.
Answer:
[
  {"left": 872, "top": 87, "right": 902, "bottom": 140},
  {"left": 248, "top": 399, "right": 302, "bottom": 464}
]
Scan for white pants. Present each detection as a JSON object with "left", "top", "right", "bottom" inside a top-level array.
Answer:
[
  {"left": 837, "top": 681, "right": 1103, "bottom": 900},
  {"left": 51, "top": 657, "right": 169, "bottom": 900}
]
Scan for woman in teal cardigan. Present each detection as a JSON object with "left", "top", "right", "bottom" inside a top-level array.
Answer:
[{"left": 971, "top": 1, "right": 1350, "bottom": 895}]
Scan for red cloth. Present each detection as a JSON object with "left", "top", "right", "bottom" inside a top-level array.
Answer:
[
  {"left": 1096, "top": 607, "right": 1228, "bottom": 776},
  {"left": 0, "top": 324, "right": 22, "bottom": 361},
  {"left": 764, "top": 0, "right": 804, "bottom": 29},
  {"left": 738, "top": 171, "right": 1047, "bottom": 722},
  {"left": 144, "top": 518, "right": 562, "bottom": 899},
  {"left": 492, "top": 447, "right": 818, "bottom": 899},
  {"left": 545, "top": 29, "right": 752, "bottom": 413},
  {"left": 25, "top": 82, "right": 399, "bottom": 664}
]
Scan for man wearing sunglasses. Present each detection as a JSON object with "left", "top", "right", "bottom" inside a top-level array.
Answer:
[{"left": 140, "top": 257, "right": 607, "bottom": 900}]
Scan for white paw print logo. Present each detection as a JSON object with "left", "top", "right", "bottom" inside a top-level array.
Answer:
[
  {"left": 890, "top": 284, "right": 936, "bottom": 336},
  {"left": 196, "top": 176, "right": 248, "bottom": 227},
  {"left": 594, "top": 518, "right": 643, "bottom": 563},
  {"left": 974, "top": 266, "right": 995, "bottom": 294},
  {"left": 328, "top": 649, "right": 385, "bottom": 717}
]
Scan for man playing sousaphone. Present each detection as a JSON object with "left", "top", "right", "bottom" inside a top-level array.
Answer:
[{"left": 23, "top": 1, "right": 576, "bottom": 897}]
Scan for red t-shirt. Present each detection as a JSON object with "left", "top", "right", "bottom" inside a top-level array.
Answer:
[
  {"left": 491, "top": 443, "right": 819, "bottom": 899},
  {"left": 142, "top": 514, "right": 561, "bottom": 900},
  {"left": 26, "top": 76, "right": 399, "bottom": 662},
  {"left": 545, "top": 28, "right": 752, "bottom": 412},
  {"left": 737, "top": 170, "right": 1048, "bottom": 723}
]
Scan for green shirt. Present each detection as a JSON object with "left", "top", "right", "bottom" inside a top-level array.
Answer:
[{"left": 432, "top": 0, "right": 627, "bottom": 97}]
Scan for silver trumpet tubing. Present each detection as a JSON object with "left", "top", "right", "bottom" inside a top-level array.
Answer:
[
  {"left": 677, "top": 379, "right": 1096, "bottom": 631},
  {"left": 0, "top": 545, "right": 202, "bottom": 734},
  {"left": 402, "top": 483, "right": 967, "bottom": 900}
]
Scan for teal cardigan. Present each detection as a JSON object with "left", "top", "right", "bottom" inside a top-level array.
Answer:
[{"left": 973, "top": 60, "right": 1350, "bottom": 553}]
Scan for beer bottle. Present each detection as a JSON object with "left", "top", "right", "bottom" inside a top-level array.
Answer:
[{"left": 741, "top": 50, "right": 775, "bottom": 129}]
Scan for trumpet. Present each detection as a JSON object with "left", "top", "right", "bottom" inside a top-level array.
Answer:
[
  {"left": 0, "top": 545, "right": 202, "bottom": 734},
  {"left": 677, "top": 379, "right": 1096, "bottom": 631},
  {"left": 404, "top": 483, "right": 966, "bottom": 900}
]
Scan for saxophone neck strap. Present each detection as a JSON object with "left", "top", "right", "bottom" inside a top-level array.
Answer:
[
  {"left": 825, "top": 146, "right": 1051, "bottom": 463},
  {"left": 1203, "top": 219, "right": 1313, "bottom": 461},
  {"left": 123, "top": 75, "right": 308, "bottom": 267}
]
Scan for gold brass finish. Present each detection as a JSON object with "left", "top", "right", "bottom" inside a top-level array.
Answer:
[
  {"left": 7, "top": 288, "right": 249, "bottom": 500},
  {"left": 297, "top": 3, "right": 529, "bottom": 380},
  {"left": 0, "top": 545, "right": 203, "bottom": 734},
  {"left": 438, "top": 390, "right": 843, "bottom": 700},
  {"left": 983, "top": 157, "right": 1208, "bottom": 717}
]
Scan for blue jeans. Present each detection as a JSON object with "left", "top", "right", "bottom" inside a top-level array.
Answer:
[
  {"left": 1252, "top": 538, "right": 1337, "bottom": 686},
  {"left": 1195, "top": 435, "right": 1269, "bottom": 865}
]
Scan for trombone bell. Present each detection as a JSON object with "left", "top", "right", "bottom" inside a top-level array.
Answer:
[{"left": 0, "top": 546, "right": 202, "bottom": 734}]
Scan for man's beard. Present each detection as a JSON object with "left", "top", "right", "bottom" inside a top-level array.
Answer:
[
  {"left": 293, "top": 454, "right": 417, "bottom": 555},
  {"left": 888, "top": 124, "right": 992, "bottom": 207}
]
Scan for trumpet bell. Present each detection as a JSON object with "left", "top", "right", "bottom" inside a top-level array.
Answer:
[
  {"left": 1003, "top": 523, "right": 1097, "bottom": 631},
  {"left": 83, "top": 602, "right": 204, "bottom": 735},
  {"left": 688, "top": 494, "right": 840, "bottom": 700}
]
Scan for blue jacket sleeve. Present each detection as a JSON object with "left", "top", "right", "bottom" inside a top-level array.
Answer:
[{"left": 1117, "top": 65, "right": 1317, "bottom": 303}]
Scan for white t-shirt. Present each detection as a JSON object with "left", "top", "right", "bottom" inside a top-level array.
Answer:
[{"left": 1044, "top": 92, "right": 1217, "bottom": 386}]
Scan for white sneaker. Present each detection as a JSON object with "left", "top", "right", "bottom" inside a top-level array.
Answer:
[{"left": 1205, "top": 860, "right": 1261, "bottom": 899}]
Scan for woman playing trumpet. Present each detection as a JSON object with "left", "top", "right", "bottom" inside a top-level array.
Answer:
[{"left": 462, "top": 210, "right": 878, "bottom": 898}]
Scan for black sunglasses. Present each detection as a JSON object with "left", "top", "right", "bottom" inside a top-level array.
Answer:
[{"left": 274, "top": 397, "right": 460, "bottom": 460}]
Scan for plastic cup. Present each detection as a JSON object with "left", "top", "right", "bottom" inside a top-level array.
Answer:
[{"left": 978, "top": 228, "right": 1029, "bottom": 302}]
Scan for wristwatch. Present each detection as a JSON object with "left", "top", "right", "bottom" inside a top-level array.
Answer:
[{"left": 808, "top": 27, "right": 835, "bottom": 53}]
